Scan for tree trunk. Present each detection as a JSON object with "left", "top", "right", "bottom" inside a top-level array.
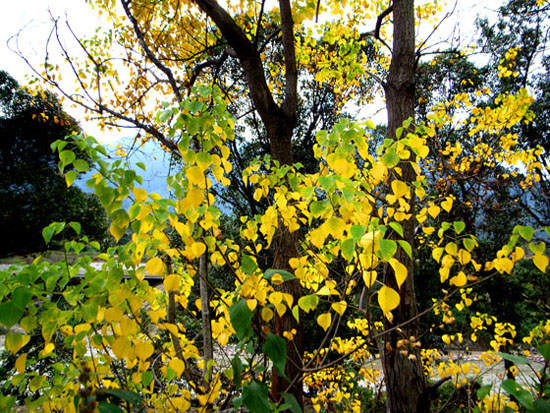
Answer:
[
  {"left": 193, "top": 0, "right": 302, "bottom": 405},
  {"left": 382, "top": 0, "right": 430, "bottom": 412},
  {"left": 269, "top": 119, "right": 303, "bottom": 406}
]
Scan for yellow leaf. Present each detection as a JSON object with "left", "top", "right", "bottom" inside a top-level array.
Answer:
[
  {"left": 422, "top": 226, "right": 435, "bottom": 235},
  {"left": 112, "top": 337, "right": 132, "bottom": 360},
  {"left": 191, "top": 242, "right": 206, "bottom": 258},
  {"left": 146, "top": 257, "right": 165, "bottom": 276},
  {"left": 392, "top": 180, "right": 408, "bottom": 199},
  {"left": 246, "top": 299, "right": 257, "bottom": 311},
  {"left": 457, "top": 249, "right": 471, "bottom": 265},
  {"left": 331, "top": 301, "right": 347, "bottom": 316},
  {"left": 389, "top": 258, "right": 408, "bottom": 289},
  {"left": 135, "top": 341, "right": 154, "bottom": 361},
  {"left": 40, "top": 342, "right": 55, "bottom": 357},
  {"left": 317, "top": 312, "right": 332, "bottom": 331},
  {"left": 109, "top": 222, "right": 126, "bottom": 242},
  {"left": 15, "top": 353, "right": 27, "bottom": 373},
  {"left": 169, "top": 358, "right": 185, "bottom": 379},
  {"left": 534, "top": 254, "right": 549, "bottom": 273},
  {"left": 445, "top": 242, "right": 458, "bottom": 256},
  {"left": 105, "top": 307, "right": 124, "bottom": 323},
  {"left": 6, "top": 333, "right": 30, "bottom": 355},
  {"left": 185, "top": 188, "right": 204, "bottom": 207},
  {"left": 186, "top": 166, "right": 204, "bottom": 186},
  {"left": 427, "top": 204, "right": 440, "bottom": 219},
  {"left": 441, "top": 197, "right": 453, "bottom": 212},
  {"left": 133, "top": 187, "right": 147, "bottom": 202},
  {"left": 261, "top": 307, "right": 274, "bottom": 322},
  {"left": 450, "top": 271, "right": 467, "bottom": 287},
  {"left": 164, "top": 274, "right": 180, "bottom": 292},
  {"left": 362, "top": 270, "right": 377, "bottom": 288},
  {"left": 378, "top": 286, "right": 400, "bottom": 314},
  {"left": 432, "top": 247, "right": 444, "bottom": 263}
]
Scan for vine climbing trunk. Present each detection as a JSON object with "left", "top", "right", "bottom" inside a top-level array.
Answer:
[{"left": 382, "top": 0, "right": 430, "bottom": 412}]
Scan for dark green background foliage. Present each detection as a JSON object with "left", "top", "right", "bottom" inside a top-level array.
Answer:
[{"left": 0, "top": 70, "right": 108, "bottom": 256}]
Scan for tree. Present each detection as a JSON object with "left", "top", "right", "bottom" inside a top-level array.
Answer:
[
  {"left": 5, "top": 1, "right": 549, "bottom": 412},
  {"left": 0, "top": 70, "right": 108, "bottom": 256}
]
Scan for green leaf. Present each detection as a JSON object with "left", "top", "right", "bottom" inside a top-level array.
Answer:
[
  {"left": 241, "top": 254, "right": 258, "bottom": 274},
  {"left": 389, "top": 222, "right": 403, "bottom": 237},
  {"left": 301, "top": 187, "right": 314, "bottom": 200},
  {"left": 158, "top": 110, "right": 173, "bottom": 122},
  {"left": 73, "top": 159, "right": 89, "bottom": 172},
  {"left": 262, "top": 333, "right": 286, "bottom": 376},
  {"left": 0, "top": 302, "right": 24, "bottom": 329},
  {"left": 378, "top": 239, "right": 397, "bottom": 260},
  {"left": 514, "top": 225, "right": 534, "bottom": 242},
  {"left": 229, "top": 300, "right": 254, "bottom": 340},
  {"left": 242, "top": 381, "right": 272, "bottom": 413},
  {"left": 501, "top": 379, "right": 519, "bottom": 395},
  {"left": 98, "top": 402, "right": 124, "bottom": 413},
  {"left": 533, "top": 400, "right": 550, "bottom": 413},
  {"left": 497, "top": 352, "right": 531, "bottom": 365},
  {"left": 341, "top": 238, "right": 355, "bottom": 262},
  {"left": 59, "top": 150, "right": 76, "bottom": 167},
  {"left": 263, "top": 269, "right": 296, "bottom": 282},
  {"left": 188, "top": 100, "right": 204, "bottom": 113},
  {"left": 476, "top": 384, "right": 492, "bottom": 400},
  {"left": 536, "top": 343, "right": 550, "bottom": 363},
  {"left": 382, "top": 152, "right": 400, "bottom": 168},
  {"left": 136, "top": 162, "right": 146, "bottom": 171},
  {"left": 529, "top": 241, "right": 546, "bottom": 256},
  {"left": 232, "top": 355, "right": 243, "bottom": 389},
  {"left": 453, "top": 221, "right": 466, "bottom": 234},
  {"left": 318, "top": 176, "right": 335, "bottom": 192},
  {"left": 12, "top": 287, "right": 31, "bottom": 311},
  {"left": 365, "top": 119, "right": 376, "bottom": 129},
  {"left": 350, "top": 225, "right": 366, "bottom": 240},
  {"left": 310, "top": 201, "right": 328, "bottom": 216},
  {"left": 65, "top": 170, "right": 78, "bottom": 187},
  {"left": 69, "top": 222, "right": 82, "bottom": 235},
  {"left": 281, "top": 393, "right": 303, "bottom": 413},
  {"left": 42, "top": 222, "right": 65, "bottom": 244},
  {"left": 104, "top": 389, "right": 142, "bottom": 405},
  {"left": 463, "top": 237, "right": 476, "bottom": 251},
  {"left": 297, "top": 294, "right": 319, "bottom": 313},
  {"left": 501, "top": 379, "right": 534, "bottom": 410},
  {"left": 141, "top": 371, "right": 153, "bottom": 387},
  {"left": 398, "top": 240, "right": 412, "bottom": 259}
]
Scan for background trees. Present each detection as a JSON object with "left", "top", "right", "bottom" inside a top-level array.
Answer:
[{"left": 0, "top": 70, "right": 108, "bottom": 256}]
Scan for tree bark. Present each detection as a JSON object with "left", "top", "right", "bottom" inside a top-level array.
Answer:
[
  {"left": 382, "top": 0, "right": 430, "bottom": 412},
  {"left": 194, "top": 0, "right": 303, "bottom": 405}
]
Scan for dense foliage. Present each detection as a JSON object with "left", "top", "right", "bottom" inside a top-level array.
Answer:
[{"left": 1, "top": 0, "right": 549, "bottom": 412}]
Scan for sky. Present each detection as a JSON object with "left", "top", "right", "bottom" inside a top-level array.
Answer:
[
  {"left": 1, "top": 0, "right": 500, "bottom": 194},
  {"left": 2, "top": 0, "right": 500, "bottom": 128}
]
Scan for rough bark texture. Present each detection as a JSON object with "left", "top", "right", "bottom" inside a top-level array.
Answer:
[
  {"left": 382, "top": 0, "right": 430, "bottom": 412},
  {"left": 194, "top": 0, "right": 302, "bottom": 405}
]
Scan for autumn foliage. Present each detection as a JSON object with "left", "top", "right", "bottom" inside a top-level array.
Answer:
[{"left": 1, "top": 0, "right": 550, "bottom": 412}]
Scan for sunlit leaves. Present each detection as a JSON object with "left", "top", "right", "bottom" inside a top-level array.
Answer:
[
  {"left": 533, "top": 255, "right": 549, "bottom": 273},
  {"left": 145, "top": 257, "right": 164, "bottom": 276},
  {"left": 378, "top": 286, "right": 400, "bottom": 316},
  {"left": 5, "top": 333, "right": 30, "bottom": 354},
  {"left": 317, "top": 312, "right": 332, "bottom": 331}
]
